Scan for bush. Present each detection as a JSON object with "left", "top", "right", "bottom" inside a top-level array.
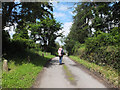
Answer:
[
  {"left": 9, "top": 39, "right": 32, "bottom": 52},
  {"left": 2, "top": 30, "right": 11, "bottom": 54},
  {"left": 3, "top": 37, "right": 41, "bottom": 56},
  {"left": 86, "top": 33, "right": 112, "bottom": 53},
  {"left": 72, "top": 42, "right": 81, "bottom": 55},
  {"left": 82, "top": 46, "right": 120, "bottom": 70},
  {"left": 74, "top": 44, "right": 86, "bottom": 58},
  {"left": 85, "top": 30, "right": 120, "bottom": 53},
  {"left": 77, "top": 27, "right": 120, "bottom": 70}
]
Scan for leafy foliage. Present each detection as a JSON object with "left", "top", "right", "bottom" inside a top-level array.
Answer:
[
  {"left": 28, "top": 17, "right": 63, "bottom": 53},
  {"left": 65, "top": 2, "right": 120, "bottom": 76},
  {"left": 2, "top": 2, "right": 62, "bottom": 88},
  {"left": 2, "top": 30, "right": 10, "bottom": 54},
  {"left": 13, "top": 28, "right": 29, "bottom": 39},
  {"left": 85, "top": 27, "right": 120, "bottom": 53},
  {"left": 65, "top": 2, "right": 120, "bottom": 54},
  {"left": 74, "top": 27, "right": 120, "bottom": 70},
  {"left": 2, "top": 2, "right": 53, "bottom": 29},
  {"left": 2, "top": 2, "right": 63, "bottom": 55}
]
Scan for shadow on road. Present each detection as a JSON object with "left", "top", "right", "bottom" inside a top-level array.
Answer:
[{"left": 44, "top": 58, "right": 65, "bottom": 68}]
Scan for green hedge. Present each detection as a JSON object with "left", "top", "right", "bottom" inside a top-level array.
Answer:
[
  {"left": 77, "top": 27, "right": 120, "bottom": 70},
  {"left": 76, "top": 45, "right": 119, "bottom": 70},
  {"left": 85, "top": 27, "right": 120, "bottom": 53},
  {"left": 71, "top": 27, "right": 120, "bottom": 60},
  {"left": 4, "top": 38, "right": 41, "bottom": 54}
]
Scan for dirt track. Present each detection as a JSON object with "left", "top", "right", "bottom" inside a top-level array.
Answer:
[{"left": 32, "top": 56, "right": 110, "bottom": 88}]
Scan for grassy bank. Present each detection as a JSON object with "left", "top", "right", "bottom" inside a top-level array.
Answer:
[
  {"left": 2, "top": 49, "right": 55, "bottom": 88},
  {"left": 70, "top": 56, "right": 119, "bottom": 88}
]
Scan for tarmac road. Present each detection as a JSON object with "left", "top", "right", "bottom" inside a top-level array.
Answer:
[{"left": 33, "top": 56, "right": 109, "bottom": 88}]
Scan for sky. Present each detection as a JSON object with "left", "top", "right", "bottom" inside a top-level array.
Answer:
[
  {"left": 53, "top": 2, "right": 76, "bottom": 45},
  {"left": 5, "top": 2, "right": 77, "bottom": 45}
]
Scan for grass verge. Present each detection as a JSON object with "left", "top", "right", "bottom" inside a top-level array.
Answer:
[
  {"left": 70, "top": 56, "right": 119, "bottom": 88},
  {"left": 2, "top": 49, "right": 55, "bottom": 88}
]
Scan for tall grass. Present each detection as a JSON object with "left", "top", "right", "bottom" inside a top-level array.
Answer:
[{"left": 2, "top": 49, "right": 54, "bottom": 88}]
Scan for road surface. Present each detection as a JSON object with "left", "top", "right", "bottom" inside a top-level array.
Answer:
[{"left": 33, "top": 56, "right": 109, "bottom": 88}]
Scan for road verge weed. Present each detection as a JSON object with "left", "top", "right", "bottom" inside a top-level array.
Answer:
[{"left": 70, "top": 56, "right": 119, "bottom": 88}]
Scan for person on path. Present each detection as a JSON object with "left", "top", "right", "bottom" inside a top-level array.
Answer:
[{"left": 58, "top": 46, "right": 64, "bottom": 65}]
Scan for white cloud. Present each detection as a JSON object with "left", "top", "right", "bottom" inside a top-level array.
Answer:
[
  {"left": 62, "top": 22, "right": 73, "bottom": 36},
  {"left": 58, "top": 4, "right": 68, "bottom": 11},
  {"left": 52, "top": 1, "right": 58, "bottom": 7},
  {"left": 4, "top": 23, "right": 18, "bottom": 39},
  {"left": 4, "top": 26, "right": 15, "bottom": 39},
  {"left": 55, "top": 22, "right": 73, "bottom": 45},
  {"left": 9, "top": 29, "right": 15, "bottom": 39},
  {"left": 53, "top": 3, "right": 69, "bottom": 11},
  {"left": 55, "top": 37, "right": 61, "bottom": 44},
  {"left": 53, "top": 12, "right": 66, "bottom": 17},
  {"left": 57, "top": 22, "right": 72, "bottom": 36}
]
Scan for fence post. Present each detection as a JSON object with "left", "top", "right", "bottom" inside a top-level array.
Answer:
[{"left": 3, "top": 59, "right": 8, "bottom": 72}]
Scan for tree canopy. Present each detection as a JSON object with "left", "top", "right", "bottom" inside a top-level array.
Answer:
[
  {"left": 65, "top": 2, "right": 120, "bottom": 55},
  {"left": 2, "top": 2, "right": 63, "bottom": 54},
  {"left": 2, "top": 2, "right": 53, "bottom": 29},
  {"left": 28, "top": 17, "right": 63, "bottom": 52}
]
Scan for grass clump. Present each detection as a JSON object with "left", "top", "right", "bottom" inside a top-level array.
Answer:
[
  {"left": 63, "top": 65, "right": 75, "bottom": 84},
  {"left": 70, "top": 56, "right": 119, "bottom": 88},
  {"left": 2, "top": 49, "right": 55, "bottom": 88}
]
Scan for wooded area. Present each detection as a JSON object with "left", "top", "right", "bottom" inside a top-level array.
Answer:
[
  {"left": 65, "top": 2, "right": 120, "bottom": 70},
  {"left": 2, "top": 2, "right": 61, "bottom": 88},
  {"left": 2, "top": 2, "right": 62, "bottom": 56},
  {"left": 1, "top": 1, "right": 120, "bottom": 88}
]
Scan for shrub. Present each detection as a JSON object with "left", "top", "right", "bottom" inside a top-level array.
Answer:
[
  {"left": 72, "top": 42, "right": 81, "bottom": 55},
  {"left": 80, "top": 27, "right": 120, "bottom": 70},
  {"left": 75, "top": 44, "right": 86, "bottom": 58},
  {"left": 2, "top": 30, "right": 11, "bottom": 54},
  {"left": 4, "top": 38, "right": 41, "bottom": 55},
  {"left": 85, "top": 27, "right": 120, "bottom": 53},
  {"left": 84, "top": 46, "right": 120, "bottom": 70}
]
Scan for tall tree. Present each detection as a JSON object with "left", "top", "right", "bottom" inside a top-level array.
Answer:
[
  {"left": 2, "top": 2, "right": 53, "bottom": 29},
  {"left": 13, "top": 27, "right": 29, "bottom": 39},
  {"left": 2, "top": 2, "right": 54, "bottom": 54},
  {"left": 65, "top": 2, "right": 93, "bottom": 54},
  {"left": 28, "top": 17, "right": 63, "bottom": 52},
  {"left": 70, "top": 2, "right": 93, "bottom": 43},
  {"left": 111, "top": 2, "right": 120, "bottom": 27},
  {"left": 65, "top": 2, "right": 120, "bottom": 55}
]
